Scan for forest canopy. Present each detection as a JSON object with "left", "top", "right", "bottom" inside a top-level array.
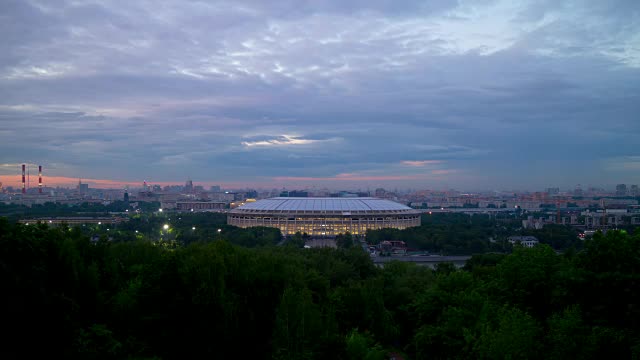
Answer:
[{"left": 1, "top": 218, "right": 638, "bottom": 359}]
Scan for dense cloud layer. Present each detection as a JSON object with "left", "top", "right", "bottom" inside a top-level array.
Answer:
[{"left": 0, "top": 0, "right": 639, "bottom": 190}]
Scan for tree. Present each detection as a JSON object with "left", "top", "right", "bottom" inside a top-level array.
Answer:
[
  {"left": 546, "top": 306, "right": 590, "bottom": 360},
  {"left": 345, "top": 329, "right": 386, "bottom": 360},
  {"left": 474, "top": 307, "right": 541, "bottom": 359},
  {"left": 272, "top": 287, "right": 322, "bottom": 359},
  {"left": 336, "top": 232, "right": 354, "bottom": 249},
  {"left": 287, "top": 232, "right": 306, "bottom": 248}
]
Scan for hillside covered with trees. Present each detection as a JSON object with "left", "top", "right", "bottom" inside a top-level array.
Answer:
[{"left": 1, "top": 218, "right": 639, "bottom": 359}]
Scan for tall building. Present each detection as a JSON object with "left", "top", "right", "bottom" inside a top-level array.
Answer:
[
  {"left": 631, "top": 185, "right": 639, "bottom": 197},
  {"left": 77, "top": 179, "right": 89, "bottom": 194},
  {"left": 573, "top": 185, "right": 583, "bottom": 196},
  {"left": 185, "top": 179, "right": 193, "bottom": 193},
  {"left": 280, "top": 190, "right": 308, "bottom": 197},
  {"left": 546, "top": 187, "right": 560, "bottom": 195},
  {"left": 210, "top": 185, "right": 221, "bottom": 192},
  {"left": 616, "top": 184, "right": 627, "bottom": 196}
]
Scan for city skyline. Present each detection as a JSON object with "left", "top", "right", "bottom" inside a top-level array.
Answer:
[
  {"left": 1, "top": 0, "right": 639, "bottom": 189},
  {"left": 0, "top": 170, "right": 637, "bottom": 193}
]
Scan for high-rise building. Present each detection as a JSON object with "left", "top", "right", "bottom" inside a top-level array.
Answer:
[
  {"left": 210, "top": 185, "right": 221, "bottom": 192},
  {"left": 631, "top": 185, "right": 639, "bottom": 197},
  {"left": 185, "top": 179, "right": 193, "bottom": 193},
  {"left": 616, "top": 184, "right": 627, "bottom": 196},
  {"left": 573, "top": 185, "right": 583, "bottom": 196},
  {"left": 546, "top": 187, "right": 560, "bottom": 195},
  {"left": 280, "top": 190, "right": 308, "bottom": 197},
  {"left": 77, "top": 179, "right": 89, "bottom": 194}
]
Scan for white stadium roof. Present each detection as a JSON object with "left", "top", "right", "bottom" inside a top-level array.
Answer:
[{"left": 234, "top": 197, "right": 413, "bottom": 212}]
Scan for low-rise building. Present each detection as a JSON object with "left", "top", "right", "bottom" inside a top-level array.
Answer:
[
  {"left": 176, "top": 201, "right": 227, "bottom": 211},
  {"left": 508, "top": 236, "right": 539, "bottom": 248}
]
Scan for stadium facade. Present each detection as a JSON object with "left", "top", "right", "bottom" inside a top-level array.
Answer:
[{"left": 228, "top": 197, "right": 421, "bottom": 237}]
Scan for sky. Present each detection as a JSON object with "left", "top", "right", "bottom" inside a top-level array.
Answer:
[{"left": 1, "top": 0, "right": 639, "bottom": 191}]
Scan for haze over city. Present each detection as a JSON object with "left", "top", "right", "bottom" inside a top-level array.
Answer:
[{"left": 1, "top": 0, "right": 639, "bottom": 190}]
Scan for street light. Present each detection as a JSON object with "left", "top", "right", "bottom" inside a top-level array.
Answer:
[
  {"left": 192, "top": 226, "right": 196, "bottom": 230},
  {"left": 163, "top": 224, "right": 169, "bottom": 230},
  {"left": 159, "top": 208, "right": 163, "bottom": 212}
]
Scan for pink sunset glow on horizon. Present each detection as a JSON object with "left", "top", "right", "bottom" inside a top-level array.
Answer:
[{"left": 0, "top": 175, "right": 267, "bottom": 190}]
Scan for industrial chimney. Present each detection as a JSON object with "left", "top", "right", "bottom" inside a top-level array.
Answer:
[
  {"left": 38, "top": 165, "right": 43, "bottom": 194},
  {"left": 21, "top": 164, "right": 26, "bottom": 194}
]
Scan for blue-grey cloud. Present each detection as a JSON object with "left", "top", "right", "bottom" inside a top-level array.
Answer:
[{"left": 0, "top": 0, "right": 639, "bottom": 190}]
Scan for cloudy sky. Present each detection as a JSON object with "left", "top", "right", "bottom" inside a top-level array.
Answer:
[{"left": 1, "top": 0, "right": 639, "bottom": 190}]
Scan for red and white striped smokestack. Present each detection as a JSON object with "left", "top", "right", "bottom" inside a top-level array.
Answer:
[
  {"left": 38, "top": 165, "right": 42, "bottom": 194},
  {"left": 21, "top": 164, "right": 26, "bottom": 194}
]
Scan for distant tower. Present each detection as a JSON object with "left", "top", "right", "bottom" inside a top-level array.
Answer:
[
  {"left": 615, "top": 184, "right": 627, "bottom": 196},
  {"left": 21, "top": 164, "right": 26, "bottom": 194},
  {"left": 38, "top": 165, "right": 43, "bottom": 194},
  {"left": 185, "top": 178, "right": 193, "bottom": 193}
]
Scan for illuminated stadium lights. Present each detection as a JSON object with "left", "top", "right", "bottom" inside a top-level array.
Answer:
[{"left": 228, "top": 197, "right": 421, "bottom": 237}]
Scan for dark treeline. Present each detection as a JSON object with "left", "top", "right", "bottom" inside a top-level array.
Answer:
[
  {"left": 114, "top": 212, "right": 281, "bottom": 247},
  {"left": 366, "top": 213, "right": 582, "bottom": 254},
  {"left": 1, "top": 218, "right": 639, "bottom": 359},
  {"left": 0, "top": 201, "right": 161, "bottom": 220}
]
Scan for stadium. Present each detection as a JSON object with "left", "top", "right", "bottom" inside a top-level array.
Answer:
[{"left": 228, "top": 197, "right": 421, "bottom": 237}]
